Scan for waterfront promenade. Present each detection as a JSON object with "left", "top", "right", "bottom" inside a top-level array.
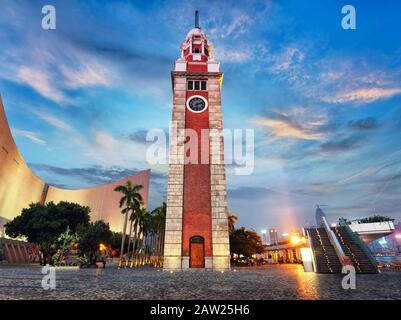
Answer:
[{"left": 0, "top": 264, "right": 400, "bottom": 300}]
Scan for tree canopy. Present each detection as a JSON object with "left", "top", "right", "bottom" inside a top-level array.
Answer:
[
  {"left": 5, "top": 201, "right": 90, "bottom": 265},
  {"left": 357, "top": 215, "right": 395, "bottom": 223},
  {"left": 5, "top": 201, "right": 90, "bottom": 243},
  {"left": 77, "top": 220, "right": 112, "bottom": 264},
  {"left": 230, "top": 227, "right": 264, "bottom": 258}
]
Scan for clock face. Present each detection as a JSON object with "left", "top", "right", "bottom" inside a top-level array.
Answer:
[{"left": 187, "top": 96, "right": 208, "bottom": 113}]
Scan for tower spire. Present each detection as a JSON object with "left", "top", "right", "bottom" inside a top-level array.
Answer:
[{"left": 195, "top": 10, "right": 200, "bottom": 29}]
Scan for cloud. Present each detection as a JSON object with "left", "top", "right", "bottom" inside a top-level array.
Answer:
[
  {"left": 29, "top": 163, "right": 142, "bottom": 187},
  {"left": 252, "top": 107, "right": 327, "bottom": 141},
  {"left": 228, "top": 186, "right": 277, "bottom": 201},
  {"left": 213, "top": 47, "right": 251, "bottom": 63},
  {"left": 60, "top": 62, "right": 112, "bottom": 89},
  {"left": 263, "top": 39, "right": 401, "bottom": 107},
  {"left": 33, "top": 110, "right": 74, "bottom": 132},
  {"left": 82, "top": 129, "right": 150, "bottom": 168},
  {"left": 127, "top": 130, "right": 150, "bottom": 143},
  {"left": 348, "top": 117, "right": 380, "bottom": 130},
  {"left": 268, "top": 47, "right": 305, "bottom": 74},
  {"left": 319, "top": 136, "right": 363, "bottom": 153},
  {"left": 322, "top": 87, "right": 401, "bottom": 104},
  {"left": 253, "top": 118, "right": 324, "bottom": 140},
  {"left": 11, "top": 129, "right": 46, "bottom": 145},
  {"left": 17, "top": 66, "right": 66, "bottom": 103},
  {"left": 214, "top": 14, "right": 253, "bottom": 39}
]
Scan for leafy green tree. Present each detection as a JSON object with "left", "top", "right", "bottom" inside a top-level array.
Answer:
[
  {"left": 5, "top": 202, "right": 90, "bottom": 265},
  {"left": 110, "top": 232, "right": 123, "bottom": 251},
  {"left": 77, "top": 220, "right": 112, "bottom": 265},
  {"left": 227, "top": 211, "right": 238, "bottom": 235},
  {"left": 230, "top": 227, "right": 264, "bottom": 259},
  {"left": 358, "top": 215, "right": 394, "bottom": 223},
  {"left": 53, "top": 227, "right": 78, "bottom": 266}
]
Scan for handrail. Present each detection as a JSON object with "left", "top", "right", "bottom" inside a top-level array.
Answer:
[
  {"left": 321, "top": 217, "right": 351, "bottom": 266},
  {"left": 305, "top": 229, "right": 318, "bottom": 272},
  {"left": 344, "top": 225, "right": 379, "bottom": 273}
]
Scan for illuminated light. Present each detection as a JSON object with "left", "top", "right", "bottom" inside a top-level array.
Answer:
[
  {"left": 331, "top": 223, "right": 337, "bottom": 227},
  {"left": 221, "top": 270, "right": 224, "bottom": 274},
  {"left": 300, "top": 248, "right": 313, "bottom": 262},
  {"left": 291, "top": 235, "right": 301, "bottom": 244},
  {"left": 282, "top": 233, "right": 289, "bottom": 237},
  {"left": 170, "top": 270, "right": 174, "bottom": 274},
  {"left": 99, "top": 243, "right": 107, "bottom": 251},
  {"left": 395, "top": 234, "right": 401, "bottom": 239},
  {"left": 378, "top": 238, "right": 387, "bottom": 245},
  {"left": 261, "top": 229, "right": 267, "bottom": 234}
]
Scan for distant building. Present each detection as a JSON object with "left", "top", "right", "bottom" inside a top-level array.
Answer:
[
  {"left": 315, "top": 205, "right": 327, "bottom": 227},
  {"left": 269, "top": 228, "right": 279, "bottom": 246},
  {"left": 371, "top": 222, "right": 401, "bottom": 255},
  {"left": 261, "top": 230, "right": 268, "bottom": 244}
]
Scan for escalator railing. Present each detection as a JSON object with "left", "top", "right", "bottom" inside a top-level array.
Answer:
[{"left": 343, "top": 225, "right": 379, "bottom": 273}]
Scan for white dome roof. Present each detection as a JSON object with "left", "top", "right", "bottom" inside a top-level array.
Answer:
[{"left": 186, "top": 28, "right": 206, "bottom": 39}]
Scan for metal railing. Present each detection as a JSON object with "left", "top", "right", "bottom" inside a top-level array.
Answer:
[
  {"left": 321, "top": 216, "right": 350, "bottom": 266},
  {"left": 344, "top": 225, "right": 379, "bottom": 273}
]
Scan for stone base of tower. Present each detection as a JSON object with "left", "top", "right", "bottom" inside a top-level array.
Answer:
[
  {"left": 212, "top": 256, "right": 231, "bottom": 270},
  {"left": 163, "top": 256, "right": 183, "bottom": 271},
  {"left": 163, "top": 255, "right": 230, "bottom": 271}
]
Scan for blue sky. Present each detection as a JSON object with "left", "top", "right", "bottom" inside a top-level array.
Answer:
[{"left": 1, "top": 0, "right": 401, "bottom": 234}]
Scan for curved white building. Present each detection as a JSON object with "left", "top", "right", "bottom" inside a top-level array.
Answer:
[{"left": 0, "top": 95, "right": 150, "bottom": 233}]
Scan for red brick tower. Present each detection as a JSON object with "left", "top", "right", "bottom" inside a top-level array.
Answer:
[{"left": 163, "top": 11, "right": 230, "bottom": 270}]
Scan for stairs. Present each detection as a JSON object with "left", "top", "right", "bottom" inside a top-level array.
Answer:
[
  {"left": 333, "top": 226, "right": 378, "bottom": 274},
  {"left": 307, "top": 228, "right": 342, "bottom": 273}
]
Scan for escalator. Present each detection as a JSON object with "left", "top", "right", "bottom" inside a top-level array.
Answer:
[
  {"left": 333, "top": 226, "right": 378, "bottom": 274},
  {"left": 307, "top": 228, "right": 342, "bottom": 273}
]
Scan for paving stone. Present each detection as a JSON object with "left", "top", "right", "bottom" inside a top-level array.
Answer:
[{"left": 0, "top": 264, "right": 400, "bottom": 300}]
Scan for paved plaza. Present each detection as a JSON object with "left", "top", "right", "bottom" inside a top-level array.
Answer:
[{"left": 0, "top": 264, "right": 400, "bottom": 300}]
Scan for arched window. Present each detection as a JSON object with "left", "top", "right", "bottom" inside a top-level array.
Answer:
[{"left": 190, "top": 236, "right": 204, "bottom": 243}]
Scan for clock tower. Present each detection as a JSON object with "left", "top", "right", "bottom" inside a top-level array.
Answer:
[{"left": 163, "top": 11, "right": 231, "bottom": 270}]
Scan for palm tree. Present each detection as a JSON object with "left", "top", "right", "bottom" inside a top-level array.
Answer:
[
  {"left": 138, "top": 209, "right": 152, "bottom": 266},
  {"left": 227, "top": 211, "right": 238, "bottom": 234},
  {"left": 114, "top": 181, "right": 143, "bottom": 268},
  {"left": 151, "top": 202, "right": 166, "bottom": 267},
  {"left": 125, "top": 201, "right": 141, "bottom": 268},
  {"left": 129, "top": 205, "right": 144, "bottom": 267}
]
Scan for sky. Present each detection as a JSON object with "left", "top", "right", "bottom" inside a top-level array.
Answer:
[{"left": 1, "top": 0, "right": 401, "bottom": 234}]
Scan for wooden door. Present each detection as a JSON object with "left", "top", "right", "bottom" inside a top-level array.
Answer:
[{"left": 190, "top": 236, "right": 204, "bottom": 268}]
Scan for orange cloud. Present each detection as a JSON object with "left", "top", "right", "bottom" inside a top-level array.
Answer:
[{"left": 252, "top": 117, "right": 325, "bottom": 141}]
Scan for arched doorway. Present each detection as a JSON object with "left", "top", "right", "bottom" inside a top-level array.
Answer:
[{"left": 190, "top": 236, "right": 205, "bottom": 268}]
